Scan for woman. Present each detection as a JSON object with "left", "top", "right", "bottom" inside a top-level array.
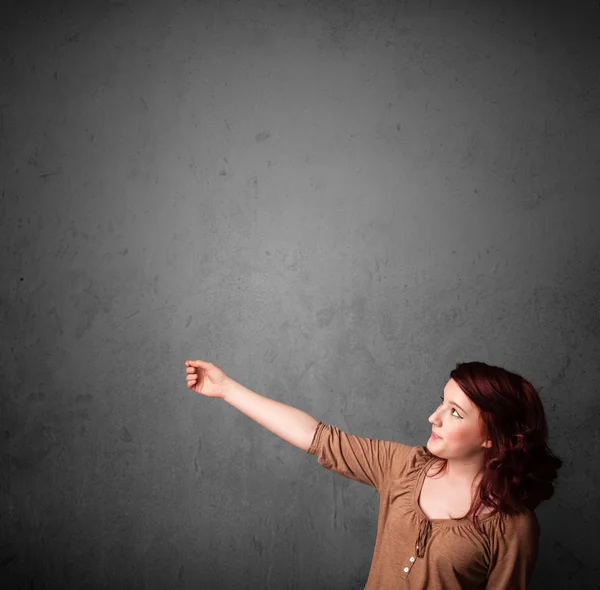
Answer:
[{"left": 184, "top": 359, "right": 562, "bottom": 589}]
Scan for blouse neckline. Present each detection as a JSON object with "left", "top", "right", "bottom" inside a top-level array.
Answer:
[{"left": 412, "top": 455, "right": 498, "bottom": 527}]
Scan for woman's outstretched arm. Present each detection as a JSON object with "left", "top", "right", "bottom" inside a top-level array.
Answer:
[
  {"left": 222, "top": 378, "right": 320, "bottom": 451},
  {"left": 186, "top": 359, "right": 320, "bottom": 452}
]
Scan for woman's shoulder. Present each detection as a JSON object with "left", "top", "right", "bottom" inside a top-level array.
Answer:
[
  {"left": 412, "top": 444, "right": 435, "bottom": 466},
  {"left": 386, "top": 442, "right": 434, "bottom": 480},
  {"left": 505, "top": 508, "right": 539, "bottom": 531},
  {"left": 485, "top": 507, "right": 540, "bottom": 541}
]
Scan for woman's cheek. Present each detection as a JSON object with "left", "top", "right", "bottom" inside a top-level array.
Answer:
[{"left": 446, "top": 425, "right": 472, "bottom": 445}]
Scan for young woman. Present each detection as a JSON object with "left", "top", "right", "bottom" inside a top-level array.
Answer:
[{"left": 184, "top": 359, "right": 562, "bottom": 589}]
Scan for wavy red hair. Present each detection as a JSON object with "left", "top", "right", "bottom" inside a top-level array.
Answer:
[{"left": 428, "top": 361, "right": 563, "bottom": 534}]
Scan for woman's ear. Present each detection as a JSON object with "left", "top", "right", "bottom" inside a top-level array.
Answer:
[{"left": 481, "top": 438, "right": 492, "bottom": 449}]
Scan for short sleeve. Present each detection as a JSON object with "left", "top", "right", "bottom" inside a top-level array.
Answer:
[
  {"left": 306, "top": 421, "right": 415, "bottom": 491},
  {"left": 486, "top": 510, "right": 540, "bottom": 589}
]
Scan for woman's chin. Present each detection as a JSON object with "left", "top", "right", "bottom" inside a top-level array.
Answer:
[{"left": 426, "top": 439, "right": 443, "bottom": 453}]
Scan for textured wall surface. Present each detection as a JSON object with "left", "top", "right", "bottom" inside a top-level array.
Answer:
[{"left": 1, "top": 0, "right": 599, "bottom": 588}]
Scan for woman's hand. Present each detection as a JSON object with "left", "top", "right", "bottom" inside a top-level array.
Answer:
[{"left": 185, "top": 359, "right": 230, "bottom": 399}]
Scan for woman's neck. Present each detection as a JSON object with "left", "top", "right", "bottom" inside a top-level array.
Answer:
[{"left": 443, "top": 456, "right": 485, "bottom": 489}]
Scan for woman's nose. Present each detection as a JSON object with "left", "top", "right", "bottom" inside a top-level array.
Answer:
[{"left": 429, "top": 410, "right": 441, "bottom": 425}]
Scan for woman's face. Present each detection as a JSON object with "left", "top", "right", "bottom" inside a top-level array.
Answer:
[{"left": 426, "top": 378, "right": 491, "bottom": 460}]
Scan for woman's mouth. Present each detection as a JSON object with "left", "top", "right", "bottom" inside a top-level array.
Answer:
[{"left": 431, "top": 431, "right": 442, "bottom": 440}]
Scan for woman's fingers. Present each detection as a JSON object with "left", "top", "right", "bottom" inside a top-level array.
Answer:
[{"left": 186, "top": 359, "right": 212, "bottom": 369}]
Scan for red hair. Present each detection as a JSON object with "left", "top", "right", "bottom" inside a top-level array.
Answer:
[{"left": 429, "top": 361, "right": 563, "bottom": 534}]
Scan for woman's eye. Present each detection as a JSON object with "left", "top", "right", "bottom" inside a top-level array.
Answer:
[{"left": 438, "top": 397, "right": 462, "bottom": 418}]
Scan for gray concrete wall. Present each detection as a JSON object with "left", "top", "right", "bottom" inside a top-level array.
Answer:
[{"left": 1, "top": 0, "right": 598, "bottom": 587}]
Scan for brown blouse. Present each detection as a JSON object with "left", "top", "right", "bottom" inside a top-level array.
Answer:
[{"left": 307, "top": 421, "right": 540, "bottom": 589}]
